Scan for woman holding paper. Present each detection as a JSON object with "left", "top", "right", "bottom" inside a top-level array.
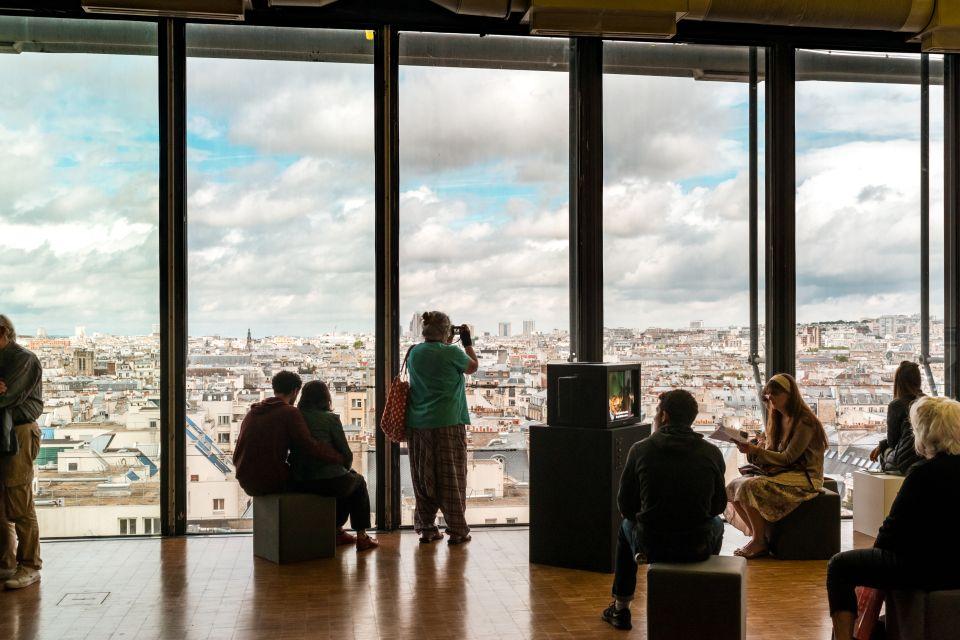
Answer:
[{"left": 725, "top": 373, "right": 828, "bottom": 558}]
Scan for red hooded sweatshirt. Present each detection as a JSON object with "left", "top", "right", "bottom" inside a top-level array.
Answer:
[{"left": 234, "top": 397, "right": 344, "bottom": 496}]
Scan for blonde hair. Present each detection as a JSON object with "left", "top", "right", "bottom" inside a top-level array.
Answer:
[
  {"left": 0, "top": 315, "right": 15, "bottom": 343},
  {"left": 422, "top": 311, "right": 451, "bottom": 342},
  {"left": 911, "top": 396, "right": 960, "bottom": 458}
]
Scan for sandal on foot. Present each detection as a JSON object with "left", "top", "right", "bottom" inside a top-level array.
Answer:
[
  {"left": 419, "top": 531, "right": 443, "bottom": 544},
  {"left": 447, "top": 534, "right": 472, "bottom": 545},
  {"left": 356, "top": 535, "right": 379, "bottom": 552},
  {"left": 734, "top": 545, "right": 769, "bottom": 559},
  {"left": 336, "top": 529, "right": 357, "bottom": 546}
]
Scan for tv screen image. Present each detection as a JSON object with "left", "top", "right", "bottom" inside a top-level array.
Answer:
[{"left": 608, "top": 370, "right": 636, "bottom": 422}]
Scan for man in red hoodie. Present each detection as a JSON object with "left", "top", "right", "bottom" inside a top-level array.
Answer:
[{"left": 234, "top": 371, "right": 345, "bottom": 496}]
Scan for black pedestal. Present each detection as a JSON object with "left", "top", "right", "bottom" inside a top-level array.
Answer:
[{"left": 529, "top": 423, "right": 649, "bottom": 573}]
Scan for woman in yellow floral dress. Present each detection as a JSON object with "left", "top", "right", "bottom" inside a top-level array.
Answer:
[{"left": 726, "top": 373, "right": 828, "bottom": 558}]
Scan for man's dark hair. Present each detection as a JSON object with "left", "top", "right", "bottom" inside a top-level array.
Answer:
[
  {"left": 658, "top": 389, "right": 699, "bottom": 427},
  {"left": 271, "top": 370, "right": 302, "bottom": 395}
]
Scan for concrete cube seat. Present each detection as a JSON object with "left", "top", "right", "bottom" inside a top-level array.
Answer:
[
  {"left": 647, "top": 555, "right": 746, "bottom": 640},
  {"left": 853, "top": 471, "right": 905, "bottom": 538},
  {"left": 885, "top": 589, "right": 960, "bottom": 640},
  {"left": 253, "top": 493, "right": 337, "bottom": 564},
  {"left": 767, "top": 488, "right": 841, "bottom": 560}
]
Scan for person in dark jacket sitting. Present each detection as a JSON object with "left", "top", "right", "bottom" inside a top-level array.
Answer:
[
  {"left": 234, "top": 371, "right": 344, "bottom": 497},
  {"left": 601, "top": 389, "right": 727, "bottom": 631},
  {"left": 827, "top": 395, "right": 960, "bottom": 640},
  {"left": 290, "top": 381, "right": 377, "bottom": 552},
  {"left": 869, "top": 360, "right": 923, "bottom": 475}
]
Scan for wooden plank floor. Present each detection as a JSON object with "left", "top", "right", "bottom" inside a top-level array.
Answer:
[{"left": 1, "top": 524, "right": 870, "bottom": 640}]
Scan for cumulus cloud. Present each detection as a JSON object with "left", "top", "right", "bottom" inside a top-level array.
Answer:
[
  {"left": 0, "top": 39, "right": 937, "bottom": 337},
  {"left": 0, "top": 51, "right": 159, "bottom": 336}
]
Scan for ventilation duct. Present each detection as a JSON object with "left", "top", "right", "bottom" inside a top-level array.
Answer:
[
  {"left": 918, "top": 0, "right": 960, "bottom": 53},
  {"left": 265, "top": 1, "right": 340, "bottom": 7},
  {"left": 685, "top": 0, "right": 958, "bottom": 53},
  {"left": 684, "top": 0, "right": 934, "bottom": 33},
  {"left": 428, "top": 1, "right": 527, "bottom": 19},
  {"left": 81, "top": 0, "right": 248, "bottom": 21},
  {"left": 429, "top": 0, "right": 960, "bottom": 52},
  {"left": 524, "top": 0, "right": 685, "bottom": 39}
]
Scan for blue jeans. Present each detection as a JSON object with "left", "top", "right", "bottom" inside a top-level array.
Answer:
[{"left": 612, "top": 516, "right": 725, "bottom": 599}]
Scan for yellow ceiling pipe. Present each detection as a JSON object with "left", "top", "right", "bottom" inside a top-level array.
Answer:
[
  {"left": 917, "top": 0, "right": 960, "bottom": 52},
  {"left": 683, "top": 0, "right": 935, "bottom": 33},
  {"left": 429, "top": 1, "right": 960, "bottom": 52}
]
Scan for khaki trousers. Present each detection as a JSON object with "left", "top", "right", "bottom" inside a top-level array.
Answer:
[{"left": 0, "top": 423, "right": 42, "bottom": 571}]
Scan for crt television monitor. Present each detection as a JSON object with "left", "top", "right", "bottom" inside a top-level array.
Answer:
[
  {"left": 607, "top": 368, "right": 637, "bottom": 424},
  {"left": 547, "top": 362, "right": 641, "bottom": 428}
]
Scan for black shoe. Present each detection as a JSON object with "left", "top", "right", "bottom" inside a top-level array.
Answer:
[{"left": 601, "top": 602, "right": 632, "bottom": 631}]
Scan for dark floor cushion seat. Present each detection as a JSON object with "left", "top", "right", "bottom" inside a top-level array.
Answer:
[
  {"left": 647, "top": 555, "right": 746, "bottom": 640},
  {"left": 767, "top": 488, "right": 841, "bottom": 560},
  {"left": 252, "top": 493, "right": 336, "bottom": 564}
]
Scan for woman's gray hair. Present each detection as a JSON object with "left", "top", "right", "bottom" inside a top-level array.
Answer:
[
  {"left": 421, "top": 311, "right": 451, "bottom": 342},
  {"left": 0, "top": 314, "right": 15, "bottom": 343},
  {"left": 911, "top": 396, "right": 960, "bottom": 458}
]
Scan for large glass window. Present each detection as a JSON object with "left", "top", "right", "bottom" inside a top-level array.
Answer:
[
  {"left": 795, "top": 50, "right": 929, "bottom": 511},
  {"left": 398, "top": 33, "right": 570, "bottom": 526},
  {"left": 186, "top": 25, "right": 375, "bottom": 532},
  {"left": 602, "top": 42, "right": 762, "bottom": 483},
  {"left": 0, "top": 16, "right": 160, "bottom": 537}
]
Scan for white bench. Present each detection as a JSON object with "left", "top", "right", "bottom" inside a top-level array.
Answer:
[
  {"left": 646, "top": 555, "right": 746, "bottom": 640},
  {"left": 852, "top": 471, "right": 905, "bottom": 537},
  {"left": 252, "top": 493, "right": 337, "bottom": 564}
]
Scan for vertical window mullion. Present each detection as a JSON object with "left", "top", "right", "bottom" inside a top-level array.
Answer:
[
  {"left": 764, "top": 43, "right": 796, "bottom": 378},
  {"left": 374, "top": 25, "right": 400, "bottom": 530},
  {"left": 159, "top": 17, "right": 188, "bottom": 537}
]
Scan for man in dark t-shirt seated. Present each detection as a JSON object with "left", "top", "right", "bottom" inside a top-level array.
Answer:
[
  {"left": 602, "top": 389, "right": 727, "bottom": 631},
  {"left": 234, "top": 371, "right": 345, "bottom": 496}
]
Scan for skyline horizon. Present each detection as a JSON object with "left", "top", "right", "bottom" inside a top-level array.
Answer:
[{"left": 16, "top": 311, "right": 942, "bottom": 342}]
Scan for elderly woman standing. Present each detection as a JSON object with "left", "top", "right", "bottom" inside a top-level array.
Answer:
[
  {"left": 406, "top": 311, "right": 479, "bottom": 545},
  {"left": 827, "top": 396, "right": 960, "bottom": 640},
  {"left": 726, "top": 373, "right": 828, "bottom": 558}
]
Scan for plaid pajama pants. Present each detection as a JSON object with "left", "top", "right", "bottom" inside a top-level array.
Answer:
[{"left": 408, "top": 424, "right": 470, "bottom": 538}]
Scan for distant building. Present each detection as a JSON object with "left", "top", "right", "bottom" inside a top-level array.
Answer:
[
  {"left": 522, "top": 320, "right": 535, "bottom": 336},
  {"left": 498, "top": 322, "right": 511, "bottom": 337},
  {"left": 798, "top": 325, "right": 822, "bottom": 350},
  {"left": 690, "top": 320, "right": 704, "bottom": 329},
  {"left": 72, "top": 349, "right": 95, "bottom": 376},
  {"left": 409, "top": 312, "right": 424, "bottom": 338}
]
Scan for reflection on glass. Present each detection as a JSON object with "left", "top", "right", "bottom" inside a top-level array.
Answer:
[
  {"left": 399, "top": 33, "right": 570, "bottom": 527},
  {"left": 0, "top": 16, "right": 159, "bottom": 537},
  {"left": 601, "top": 42, "right": 761, "bottom": 485},
  {"left": 185, "top": 25, "right": 375, "bottom": 532}
]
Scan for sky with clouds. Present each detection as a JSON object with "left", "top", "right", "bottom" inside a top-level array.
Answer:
[{"left": 0, "top": 24, "right": 941, "bottom": 337}]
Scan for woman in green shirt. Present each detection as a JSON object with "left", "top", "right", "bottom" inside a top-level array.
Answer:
[
  {"left": 291, "top": 381, "right": 377, "bottom": 552},
  {"left": 406, "top": 311, "right": 479, "bottom": 545}
]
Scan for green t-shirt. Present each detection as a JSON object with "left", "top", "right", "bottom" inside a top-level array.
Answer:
[{"left": 406, "top": 341, "right": 471, "bottom": 429}]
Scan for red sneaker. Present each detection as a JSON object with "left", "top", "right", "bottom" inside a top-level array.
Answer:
[{"left": 336, "top": 529, "right": 357, "bottom": 546}]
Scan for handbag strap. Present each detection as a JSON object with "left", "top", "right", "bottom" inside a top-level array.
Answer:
[{"left": 398, "top": 344, "right": 415, "bottom": 378}]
